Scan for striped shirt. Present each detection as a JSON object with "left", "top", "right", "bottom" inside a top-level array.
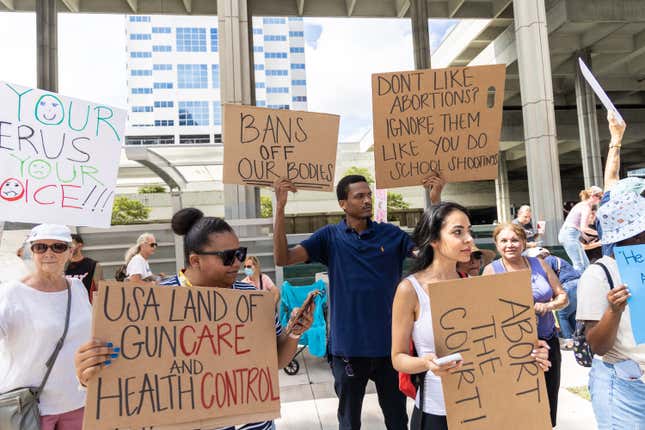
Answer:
[{"left": 159, "top": 274, "right": 280, "bottom": 430}]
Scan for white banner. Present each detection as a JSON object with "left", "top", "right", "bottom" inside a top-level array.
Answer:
[{"left": 0, "top": 82, "right": 125, "bottom": 227}]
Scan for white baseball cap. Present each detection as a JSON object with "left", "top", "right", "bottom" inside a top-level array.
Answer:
[
  {"left": 27, "top": 224, "right": 73, "bottom": 243},
  {"left": 524, "top": 247, "right": 550, "bottom": 258},
  {"left": 598, "top": 192, "right": 645, "bottom": 244}
]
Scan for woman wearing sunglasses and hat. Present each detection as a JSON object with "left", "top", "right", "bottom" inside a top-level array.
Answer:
[
  {"left": 0, "top": 224, "right": 92, "bottom": 430},
  {"left": 74, "top": 208, "right": 313, "bottom": 430}
]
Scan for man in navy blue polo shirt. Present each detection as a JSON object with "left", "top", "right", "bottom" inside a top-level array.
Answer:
[{"left": 273, "top": 174, "right": 442, "bottom": 430}]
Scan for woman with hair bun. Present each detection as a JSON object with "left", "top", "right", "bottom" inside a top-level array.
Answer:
[
  {"left": 74, "top": 208, "right": 313, "bottom": 430},
  {"left": 558, "top": 186, "right": 603, "bottom": 271}
]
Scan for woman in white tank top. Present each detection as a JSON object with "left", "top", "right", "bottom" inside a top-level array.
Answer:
[{"left": 391, "top": 202, "right": 552, "bottom": 430}]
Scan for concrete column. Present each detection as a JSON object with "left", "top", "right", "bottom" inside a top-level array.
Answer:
[
  {"left": 513, "top": 0, "right": 563, "bottom": 246},
  {"left": 36, "top": 0, "right": 58, "bottom": 92},
  {"left": 218, "top": 0, "right": 260, "bottom": 220},
  {"left": 170, "top": 190, "right": 184, "bottom": 272},
  {"left": 410, "top": 0, "right": 432, "bottom": 207},
  {"left": 575, "top": 51, "right": 603, "bottom": 188},
  {"left": 410, "top": 0, "right": 431, "bottom": 70},
  {"left": 495, "top": 152, "right": 511, "bottom": 223}
]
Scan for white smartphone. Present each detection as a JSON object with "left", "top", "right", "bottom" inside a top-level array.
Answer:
[{"left": 433, "top": 353, "right": 463, "bottom": 366}]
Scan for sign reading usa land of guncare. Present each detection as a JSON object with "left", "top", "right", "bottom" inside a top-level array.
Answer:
[
  {"left": 223, "top": 104, "right": 340, "bottom": 191},
  {"left": 0, "top": 82, "right": 125, "bottom": 227},
  {"left": 371, "top": 65, "right": 506, "bottom": 189}
]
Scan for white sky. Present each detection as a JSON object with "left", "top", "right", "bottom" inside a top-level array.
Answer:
[{"left": 0, "top": 13, "right": 456, "bottom": 141}]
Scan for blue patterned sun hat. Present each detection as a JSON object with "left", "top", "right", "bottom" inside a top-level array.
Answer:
[{"left": 597, "top": 192, "right": 645, "bottom": 244}]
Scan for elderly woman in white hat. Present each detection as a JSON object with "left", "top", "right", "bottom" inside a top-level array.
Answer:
[
  {"left": 0, "top": 224, "right": 92, "bottom": 430},
  {"left": 577, "top": 191, "right": 645, "bottom": 429}
]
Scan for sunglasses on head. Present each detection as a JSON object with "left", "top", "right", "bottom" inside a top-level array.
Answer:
[
  {"left": 471, "top": 251, "right": 483, "bottom": 260},
  {"left": 31, "top": 243, "right": 70, "bottom": 254},
  {"left": 195, "top": 247, "right": 247, "bottom": 266}
]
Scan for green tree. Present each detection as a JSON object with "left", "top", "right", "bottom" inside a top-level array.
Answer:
[
  {"left": 387, "top": 191, "right": 410, "bottom": 210},
  {"left": 260, "top": 195, "right": 273, "bottom": 218},
  {"left": 111, "top": 196, "right": 151, "bottom": 225},
  {"left": 138, "top": 184, "right": 167, "bottom": 193},
  {"left": 342, "top": 166, "right": 374, "bottom": 184}
]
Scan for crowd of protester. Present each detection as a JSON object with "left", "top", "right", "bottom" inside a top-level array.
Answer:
[{"left": 1, "top": 111, "right": 644, "bottom": 430}]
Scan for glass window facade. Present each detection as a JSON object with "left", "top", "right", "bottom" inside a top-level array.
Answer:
[
  {"left": 253, "top": 28, "right": 263, "bottom": 35},
  {"left": 154, "top": 101, "right": 174, "bottom": 108},
  {"left": 153, "top": 64, "right": 172, "bottom": 71},
  {"left": 291, "top": 79, "right": 306, "bottom": 86},
  {"left": 154, "top": 120, "right": 174, "bottom": 126},
  {"left": 210, "top": 28, "right": 218, "bottom": 52},
  {"left": 152, "top": 27, "right": 171, "bottom": 33},
  {"left": 289, "top": 31, "right": 304, "bottom": 37},
  {"left": 176, "top": 27, "right": 207, "bottom": 52},
  {"left": 265, "top": 52, "right": 288, "bottom": 59},
  {"left": 132, "top": 106, "right": 153, "bottom": 112},
  {"left": 177, "top": 64, "right": 208, "bottom": 89},
  {"left": 290, "top": 47, "right": 305, "bottom": 53},
  {"left": 267, "top": 87, "right": 289, "bottom": 94},
  {"left": 267, "top": 104, "right": 290, "bottom": 109},
  {"left": 132, "top": 88, "right": 152, "bottom": 94},
  {"left": 266, "top": 69, "right": 288, "bottom": 76},
  {"left": 263, "top": 18, "right": 286, "bottom": 24},
  {"left": 131, "top": 69, "right": 152, "bottom": 76},
  {"left": 212, "top": 102, "right": 222, "bottom": 126},
  {"left": 292, "top": 96, "right": 307, "bottom": 102},
  {"left": 153, "top": 82, "right": 173, "bottom": 89},
  {"left": 130, "top": 52, "right": 152, "bottom": 58},
  {"left": 264, "top": 35, "right": 287, "bottom": 42},
  {"left": 255, "top": 82, "right": 265, "bottom": 88},
  {"left": 130, "top": 34, "right": 151, "bottom": 40},
  {"left": 179, "top": 101, "right": 209, "bottom": 126},
  {"left": 291, "top": 63, "right": 305, "bottom": 69},
  {"left": 211, "top": 65, "right": 220, "bottom": 89},
  {"left": 129, "top": 16, "right": 150, "bottom": 22},
  {"left": 153, "top": 45, "right": 172, "bottom": 52}
]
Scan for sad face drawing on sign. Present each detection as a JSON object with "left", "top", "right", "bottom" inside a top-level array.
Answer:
[{"left": 0, "top": 178, "right": 25, "bottom": 201}]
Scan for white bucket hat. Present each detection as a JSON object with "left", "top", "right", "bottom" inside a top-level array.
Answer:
[
  {"left": 597, "top": 192, "right": 645, "bottom": 244},
  {"left": 27, "top": 224, "right": 72, "bottom": 243}
]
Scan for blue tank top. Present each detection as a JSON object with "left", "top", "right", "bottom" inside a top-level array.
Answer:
[{"left": 491, "top": 257, "right": 556, "bottom": 339}]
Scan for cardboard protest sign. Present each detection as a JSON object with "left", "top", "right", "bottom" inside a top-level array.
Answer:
[
  {"left": 371, "top": 65, "right": 506, "bottom": 188},
  {"left": 83, "top": 282, "right": 280, "bottom": 430},
  {"left": 428, "top": 270, "right": 551, "bottom": 430},
  {"left": 373, "top": 188, "right": 388, "bottom": 222},
  {"left": 614, "top": 245, "right": 645, "bottom": 344},
  {"left": 0, "top": 82, "right": 125, "bottom": 227},
  {"left": 222, "top": 104, "right": 340, "bottom": 191}
]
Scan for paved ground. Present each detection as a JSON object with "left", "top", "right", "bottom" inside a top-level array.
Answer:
[{"left": 274, "top": 348, "right": 596, "bottom": 429}]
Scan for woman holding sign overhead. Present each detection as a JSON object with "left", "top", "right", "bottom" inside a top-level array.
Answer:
[
  {"left": 577, "top": 189, "right": 645, "bottom": 429},
  {"left": 483, "top": 223, "right": 568, "bottom": 427},
  {"left": 392, "top": 203, "right": 552, "bottom": 430},
  {"left": 74, "top": 208, "right": 313, "bottom": 430}
]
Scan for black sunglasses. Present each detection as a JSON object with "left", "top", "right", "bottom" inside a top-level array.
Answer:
[
  {"left": 147, "top": 242, "right": 158, "bottom": 248},
  {"left": 471, "top": 251, "right": 483, "bottom": 260},
  {"left": 31, "top": 243, "right": 70, "bottom": 254},
  {"left": 194, "top": 247, "right": 247, "bottom": 266}
]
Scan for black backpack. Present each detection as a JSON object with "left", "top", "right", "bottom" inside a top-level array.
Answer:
[
  {"left": 114, "top": 264, "right": 127, "bottom": 282},
  {"left": 572, "top": 261, "right": 614, "bottom": 367}
]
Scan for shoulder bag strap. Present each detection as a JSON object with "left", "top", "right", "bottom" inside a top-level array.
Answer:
[
  {"left": 35, "top": 278, "right": 72, "bottom": 399},
  {"left": 594, "top": 261, "right": 615, "bottom": 290}
]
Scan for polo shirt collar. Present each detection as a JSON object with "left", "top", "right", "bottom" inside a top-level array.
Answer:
[{"left": 340, "top": 218, "right": 375, "bottom": 236}]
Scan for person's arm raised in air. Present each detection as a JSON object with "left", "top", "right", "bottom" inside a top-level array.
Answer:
[
  {"left": 604, "top": 111, "right": 626, "bottom": 191},
  {"left": 273, "top": 178, "right": 310, "bottom": 266},
  {"left": 422, "top": 171, "right": 446, "bottom": 207}
]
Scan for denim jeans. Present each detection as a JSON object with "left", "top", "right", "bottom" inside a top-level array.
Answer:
[
  {"left": 557, "top": 279, "right": 578, "bottom": 339},
  {"left": 589, "top": 359, "right": 645, "bottom": 429},
  {"left": 558, "top": 226, "right": 590, "bottom": 271}
]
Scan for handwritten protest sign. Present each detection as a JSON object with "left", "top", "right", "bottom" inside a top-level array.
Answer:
[
  {"left": 222, "top": 104, "right": 340, "bottom": 191},
  {"left": 374, "top": 188, "right": 388, "bottom": 222},
  {"left": 614, "top": 244, "right": 645, "bottom": 344},
  {"left": 428, "top": 270, "right": 551, "bottom": 430},
  {"left": 84, "top": 282, "right": 280, "bottom": 430},
  {"left": 371, "top": 65, "right": 506, "bottom": 188},
  {"left": 0, "top": 82, "right": 125, "bottom": 227}
]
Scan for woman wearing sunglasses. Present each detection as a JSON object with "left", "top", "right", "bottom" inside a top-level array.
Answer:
[
  {"left": 74, "top": 208, "right": 313, "bottom": 430},
  {"left": 124, "top": 232, "right": 160, "bottom": 283},
  {"left": 0, "top": 224, "right": 92, "bottom": 430}
]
